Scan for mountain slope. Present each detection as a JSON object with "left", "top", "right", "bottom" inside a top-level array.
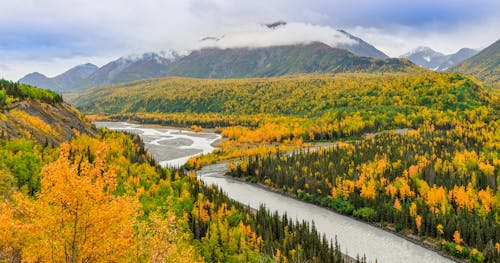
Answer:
[
  {"left": 165, "top": 42, "right": 416, "bottom": 78},
  {"left": 402, "top": 47, "right": 478, "bottom": 71},
  {"left": 20, "top": 43, "right": 416, "bottom": 93},
  {"left": 336, "top": 30, "right": 389, "bottom": 58},
  {"left": 0, "top": 80, "right": 95, "bottom": 145},
  {"left": 53, "top": 63, "right": 99, "bottom": 92},
  {"left": 19, "top": 53, "right": 179, "bottom": 94},
  {"left": 451, "top": 38, "right": 500, "bottom": 89},
  {"left": 81, "top": 53, "right": 175, "bottom": 91},
  {"left": 18, "top": 72, "right": 58, "bottom": 91},
  {"left": 72, "top": 72, "right": 496, "bottom": 122},
  {"left": 19, "top": 63, "right": 98, "bottom": 93}
]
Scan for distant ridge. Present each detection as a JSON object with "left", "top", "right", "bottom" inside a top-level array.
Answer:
[
  {"left": 19, "top": 63, "right": 98, "bottom": 93},
  {"left": 20, "top": 42, "right": 416, "bottom": 93},
  {"left": 402, "top": 46, "right": 478, "bottom": 71}
]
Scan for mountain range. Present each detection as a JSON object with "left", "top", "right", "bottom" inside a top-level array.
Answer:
[
  {"left": 19, "top": 30, "right": 416, "bottom": 94},
  {"left": 402, "top": 46, "right": 478, "bottom": 71},
  {"left": 163, "top": 42, "right": 415, "bottom": 79},
  {"left": 19, "top": 53, "right": 182, "bottom": 94},
  {"left": 21, "top": 21, "right": 495, "bottom": 95}
]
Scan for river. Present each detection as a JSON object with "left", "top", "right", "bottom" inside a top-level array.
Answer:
[{"left": 96, "top": 122, "right": 454, "bottom": 263}]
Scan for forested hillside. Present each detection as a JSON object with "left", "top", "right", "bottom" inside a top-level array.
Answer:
[
  {"left": 230, "top": 123, "right": 500, "bottom": 262},
  {"left": 0, "top": 80, "right": 95, "bottom": 145},
  {"left": 73, "top": 71, "right": 500, "bottom": 261},
  {"left": 74, "top": 72, "right": 497, "bottom": 142},
  {"left": 0, "top": 81, "right": 359, "bottom": 262}
]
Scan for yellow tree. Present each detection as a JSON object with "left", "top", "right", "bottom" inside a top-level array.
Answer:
[{"left": 21, "top": 142, "right": 139, "bottom": 262}]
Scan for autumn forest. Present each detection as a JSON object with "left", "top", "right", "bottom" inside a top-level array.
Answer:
[{"left": 1, "top": 47, "right": 500, "bottom": 263}]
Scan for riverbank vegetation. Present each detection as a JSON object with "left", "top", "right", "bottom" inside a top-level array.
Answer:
[
  {"left": 72, "top": 71, "right": 500, "bottom": 261},
  {"left": 0, "top": 131, "right": 359, "bottom": 262},
  {"left": 0, "top": 81, "right": 361, "bottom": 262},
  {"left": 229, "top": 123, "right": 500, "bottom": 262}
]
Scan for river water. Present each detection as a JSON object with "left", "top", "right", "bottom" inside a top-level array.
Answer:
[
  {"left": 97, "top": 122, "right": 453, "bottom": 263},
  {"left": 94, "top": 121, "right": 221, "bottom": 167}
]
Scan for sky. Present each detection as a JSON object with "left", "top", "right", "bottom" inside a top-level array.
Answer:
[{"left": 1, "top": 0, "right": 499, "bottom": 81}]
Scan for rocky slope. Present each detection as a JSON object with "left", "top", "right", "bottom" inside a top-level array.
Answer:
[{"left": 0, "top": 80, "right": 96, "bottom": 145}]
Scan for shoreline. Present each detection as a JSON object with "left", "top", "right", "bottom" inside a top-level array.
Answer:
[
  {"left": 213, "top": 172, "right": 464, "bottom": 263},
  {"left": 100, "top": 120, "right": 463, "bottom": 262}
]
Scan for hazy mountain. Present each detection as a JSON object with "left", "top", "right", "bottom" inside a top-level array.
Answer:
[
  {"left": 20, "top": 43, "right": 417, "bottom": 93},
  {"left": 19, "top": 63, "right": 98, "bottom": 93},
  {"left": 82, "top": 52, "right": 177, "bottom": 90},
  {"left": 402, "top": 46, "right": 478, "bottom": 71},
  {"left": 165, "top": 42, "right": 417, "bottom": 78},
  {"left": 53, "top": 63, "right": 98, "bottom": 91},
  {"left": 18, "top": 72, "right": 59, "bottom": 91},
  {"left": 336, "top": 30, "right": 389, "bottom": 58},
  {"left": 19, "top": 53, "right": 179, "bottom": 93},
  {"left": 451, "top": 38, "right": 500, "bottom": 89}
]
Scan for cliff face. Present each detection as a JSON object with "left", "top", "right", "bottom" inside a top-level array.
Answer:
[{"left": 0, "top": 100, "right": 96, "bottom": 145}]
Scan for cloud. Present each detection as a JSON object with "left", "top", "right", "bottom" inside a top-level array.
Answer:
[
  {"left": 196, "top": 22, "right": 355, "bottom": 49},
  {"left": 0, "top": 0, "right": 498, "bottom": 80}
]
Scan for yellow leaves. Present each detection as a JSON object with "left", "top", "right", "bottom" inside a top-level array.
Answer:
[
  {"left": 21, "top": 143, "right": 140, "bottom": 262},
  {"left": 360, "top": 179, "right": 377, "bottom": 200},
  {"left": 391, "top": 176, "right": 414, "bottom": 201},
  {"left": 221, "top": 123, "right": 292, "bottom": 144},
  {"left": 0, "top": 137, "right": 146, "bottom": 262},
  {"left": 453, "top": 230, "right": 463, "bottom": 244},
  {"left": 190, "top": 125, "right": 202, "bottom": 132},
  {"left": 385, "top": 183, "right": 397, "bottom": 198},
  {"left": 341, "top": 179, "right": 355, "bottom": 200},
  {"left": 399, "top": 183, "right": 414, "bottom": 201},
  {"left": 478, "top": 161, "right": 495, "bottom": 176},
  {"left": 449, "top": 184, "right": 477, "bottom": 212},
  {"left": 334, "top": 178, "right": 355, "bottom": 200},
  {"left": 408, "top": 165, "right": 420, "bottom": 178},
  {"left": 0, "top": 200, "right": 19, "bottom": 259},
  {"left": 137, "top": 212, "right": 203, "bottom": 263},
  {"left": 417, "top": 180, "right": 430, "bottom": 198},
  {"left": 426, "top": 185, "right": 448, "bottom": 216},
  {"left": 477, "top": 187, "right": 495, "bottom": 214},
  {"left": 415, "top": 215, "right": 422, "bottom": 233},
  {"left": 9, "top": 109, "right": 56, "bottom": 136},
  {"left": 409, "top": 202, "right": 418, "bottom": 217},
  {"left": 394, "top": 198, "right": 402, "bottom": 212},
  {"left": 436, "top": 224, "right": 444, "bottom": 235}
]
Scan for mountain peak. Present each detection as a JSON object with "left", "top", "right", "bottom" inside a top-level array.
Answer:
[
  {"left": 24, "top": 72, "right": 47, "bottom": 78},
  {"left": 402, "top": 46, "right": 478, "bottom": 71},
  {"left": 335, "top": 29, "right": 389, "bottom": 58},
  {"left": 403, "top": 46, "right": 443, "bottom": 57},
  {"left": 78, "top": 63, "right": 99, "bottom": 69}
]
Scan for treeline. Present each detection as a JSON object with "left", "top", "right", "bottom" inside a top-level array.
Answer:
[
  {"left": 75, "top": 73, "right": 494, "bottom": 118},
  {"left": 0, "top": 131, "right": 364, "bottom": 262},
  {"left": 229, "top": 123, "right": 500, "bottom": 262},
  {"left": 0, "top": 79, "right": 63, "bottom": 108},
  {"left": 74, "top": 72, "right": 498, "bottom": 144}
]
